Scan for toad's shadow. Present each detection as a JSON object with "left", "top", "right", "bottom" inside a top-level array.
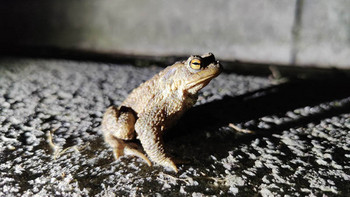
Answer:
[{"left": 166, "top": 75, "right": 350, "bottom": 161}]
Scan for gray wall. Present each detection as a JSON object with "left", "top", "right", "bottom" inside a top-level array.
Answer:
[{"left": 1, "top": 0, "right": 349, "bottom": 69}]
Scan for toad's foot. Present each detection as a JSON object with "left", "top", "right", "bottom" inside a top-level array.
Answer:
[
  {"left": 156, "top": 157, "right": 178, "bottom": 173},
  {"left": 104, "top": 135, "right": 151, "bottom": 166}
]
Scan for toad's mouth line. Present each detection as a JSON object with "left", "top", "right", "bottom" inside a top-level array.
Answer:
[{"left": 186, "top": 71, "right": 220, "bottom": 90}]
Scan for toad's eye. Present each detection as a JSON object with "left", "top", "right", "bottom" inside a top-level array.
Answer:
[{"left": 190, "top": 59, "right": 201, "bottom": 70}]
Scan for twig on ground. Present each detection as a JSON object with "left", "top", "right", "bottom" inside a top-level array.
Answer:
[{"left": 228, "top": 123, "right": 255, "bottom": 134}]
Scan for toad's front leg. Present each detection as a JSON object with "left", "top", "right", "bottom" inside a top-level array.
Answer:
[{"left": 135, "top": 110, "right": 178, "bottom": 173}]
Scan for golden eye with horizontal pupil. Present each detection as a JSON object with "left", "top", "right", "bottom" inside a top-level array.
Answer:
[{"left": 190, "top": 59, "right": 201, "bottom": 70}]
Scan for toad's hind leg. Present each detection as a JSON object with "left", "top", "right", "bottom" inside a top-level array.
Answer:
[
  {"left": 101, "top": 106, "right": 151, "bottom": 166},
  {"left": 103, "top": 135, "right": 151, "bottom": 166}
]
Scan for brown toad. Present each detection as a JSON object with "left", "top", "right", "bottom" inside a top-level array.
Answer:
[{"left": 101, "top": 53, "right": 222, "bottom": 172}]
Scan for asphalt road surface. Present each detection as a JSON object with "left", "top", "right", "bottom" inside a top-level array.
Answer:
[{"left": 0, "top": 58, "right": 349, "bottom": 196}]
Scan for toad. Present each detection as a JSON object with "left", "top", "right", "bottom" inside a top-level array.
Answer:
[{"left": 102, "top": 53, "right": 222, "bottom": 173}]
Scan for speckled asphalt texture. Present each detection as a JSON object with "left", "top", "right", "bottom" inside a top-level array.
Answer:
[{"left": 0, "top": 58, "right": 349, "bottom": 196}]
